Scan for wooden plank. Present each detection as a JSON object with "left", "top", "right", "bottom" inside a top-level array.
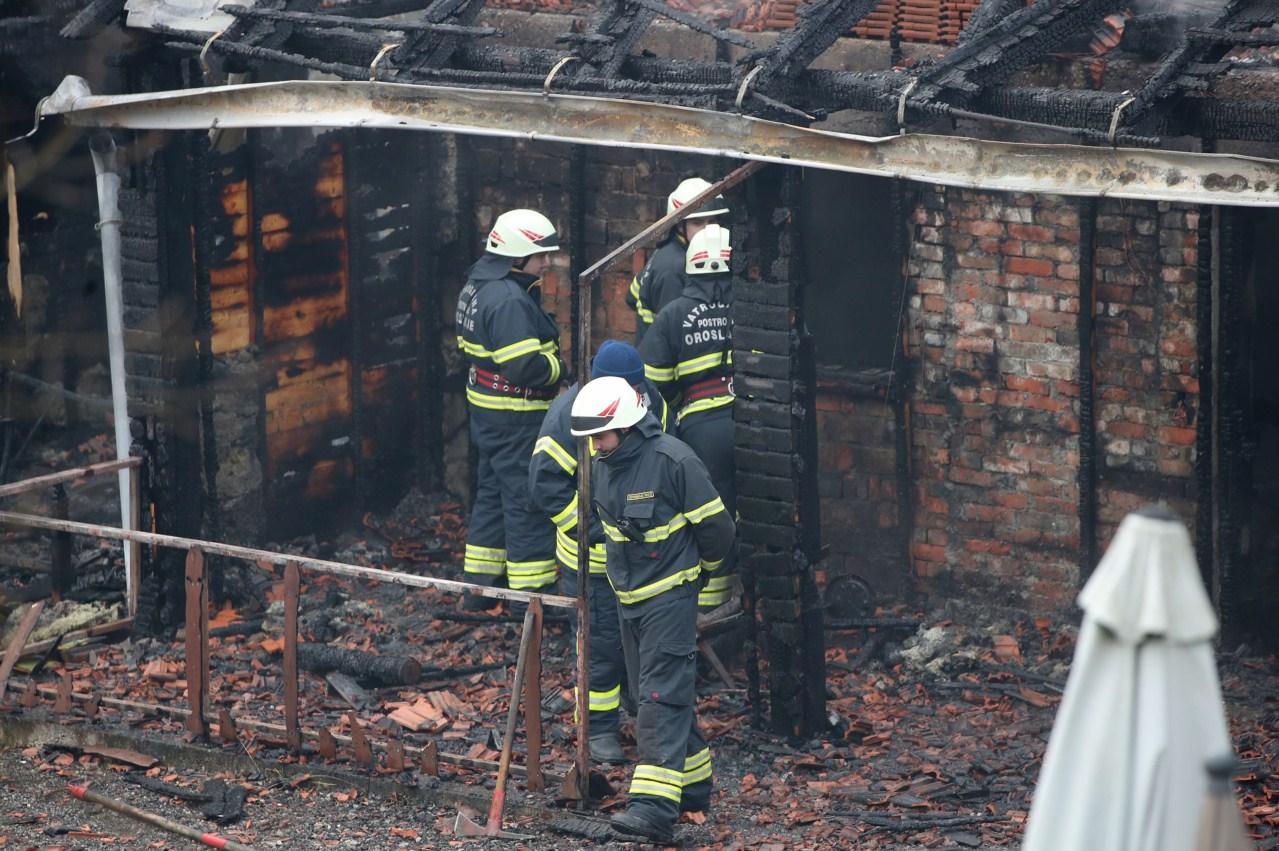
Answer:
[
  {"left": 184, "top": 549, "right": 207, "bottom": 738},
  {"left": 0, "top": 601, "right": 44, "bottom": 700},
  {"left": 17, "top": 617, "right": 133, "bottom": 657},
  {"left": 0, "top": 457, "right": 141, "bottom": 499},
  {"left": 284, "top": 560, "right": 301, "bottom": 751},
  {"left": 524, "top": 598, "right": 544, "bottom": 793},
  {"left": 127, "top": 466, "right": 141, "bottom": 617},
  {"left": 0, "top": 510, "right": 576, "bottom": 608}
]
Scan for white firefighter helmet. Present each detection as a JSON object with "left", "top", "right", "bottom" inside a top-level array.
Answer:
[
  {"left": 666, "top": 177, "right": 729, "bottom": 219},
  {"left": 570, "top": 376, "right": 649, "bottom": 436},
  {"left": 486, "top": 209, "right": 560, "bottom": 258},
  {"left": 685, "top": 224, "right": 732, "bottom": 275}
]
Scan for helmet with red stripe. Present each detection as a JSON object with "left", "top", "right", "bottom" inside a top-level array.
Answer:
[
  {"left": 487, "top": 209, "right": 561, "bottom": 258},
  {"left": 685, "top": 224, "right": 732, "bottom": 275},
  {"left": 570, "top": 376, "right": 649, "bottom": 436},
  {"left": 666, "top": 177, "right": 729, "bottom": 220}
]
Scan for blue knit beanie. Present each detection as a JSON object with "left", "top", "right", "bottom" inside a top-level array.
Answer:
[{"left": 591, "top": 340, "right": 645, "bottom": 386}]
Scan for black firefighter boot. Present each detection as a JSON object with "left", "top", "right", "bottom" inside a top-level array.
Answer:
[{"left": 610, "top": 802, "right": 676, "bottom": 845}]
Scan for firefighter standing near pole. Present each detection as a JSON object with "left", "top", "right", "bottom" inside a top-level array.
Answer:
[
  {"left": 455, "top": 209, "right": 565, "bottom": 609},
  {"left": 627, "top": 177, "right": 729, "bottom": 345},
  {"left": 639, "top": 224, "right": 737, "bottom": 612},
  {"left": 570, "top": 375, "right": 735, "bottom": 844},
  {"left": 528, "top": 340, "right": 671, "bottom": 764}
]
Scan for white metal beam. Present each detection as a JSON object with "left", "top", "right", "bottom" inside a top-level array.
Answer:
[{"left": 42, "top": 74, "right": 1279, "bottom": 205}]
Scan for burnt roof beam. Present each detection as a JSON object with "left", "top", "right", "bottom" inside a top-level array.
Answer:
[
  {"left": 955, "top": 0, "right": 1025, "bottom": 45},
  {"left": 1109, "top": 1, "right": 1242, "bottom": 137},
  {"left": 626, "top": 0, "right": 756, "bottom": 49},
  {"left": 568, "top": 1, "right": 659, "bottom": 80},
  {"left": 397, "top": 0, "right": 488, "bottom": 74},
  {"left": 746, "top": 0, "right": 882, "bottom": 95},
  {"left": 220, "top": 5, "right": 499, "bottom": 37},
  {"left": 910, "top": 0, "right": 1125, "bottom": 107},
  {"left": 60, "top": 0, "right": 126, "bottom": 39}
]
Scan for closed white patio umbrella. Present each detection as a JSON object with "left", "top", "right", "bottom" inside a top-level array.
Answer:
[{"left": 1022, "top": 505, "right": 1239, "bottom": 851}]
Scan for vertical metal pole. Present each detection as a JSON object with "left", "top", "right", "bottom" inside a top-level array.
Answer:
[
  {"left": 524, "top": 597, "right": 544, "bottom": 792},
  {"left": 50, "top": 484, "right": 71, "bottom": 601},
  {"left": 87, "top": 135, "right": 135, "bottom": 607},
  {"left": 573, "top": 265, "right": 594, "bottom": 803},
  {"left": 184, "top": 548, "right": 207, "bottom": 738},
  {"left": 283, "top": 560, "right": 301, "bottom": 751}
]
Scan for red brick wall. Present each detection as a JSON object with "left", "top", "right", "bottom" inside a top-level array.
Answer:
[
  {"left": 900, "top": 188, "right": 1199, "bottom": 611},
  {"left": 1092, "top": 200, "right": 1199, "bottom": 538}
]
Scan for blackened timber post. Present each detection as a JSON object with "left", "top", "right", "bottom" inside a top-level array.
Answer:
[
  {"left": 412, "top": 135, "right": 444, "bottom": 492},
  {"left": 50, "top": 484, "right": 72, "bottom": 600},
  {"left": 735, "top": 165, "right": 826, "bottom": 737},
  {"left": 186, "top": 123, "right": 222, "bottom": 599},
  {"left": 1077, "top": 198, "right": 1099, "bottom": 581},
  {"left": 568, "top": 145, "right": 587, "bottom": 373}
]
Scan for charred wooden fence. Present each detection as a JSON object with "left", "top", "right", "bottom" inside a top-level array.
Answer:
[{"left": 0, "top": 458, "right": 580, "bottom": 805}]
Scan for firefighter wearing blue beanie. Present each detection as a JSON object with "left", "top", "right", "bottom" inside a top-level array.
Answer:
[{"left": 592, "top": 339, "right": 646, "bottom": 385}]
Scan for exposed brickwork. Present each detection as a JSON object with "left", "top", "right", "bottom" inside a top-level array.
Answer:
[
  {"left": 1092, "top": 200, "right": 1200, "bottom": 540},
  {"left": 899, "top": 188, "right": 1198, "bottom": 611}
]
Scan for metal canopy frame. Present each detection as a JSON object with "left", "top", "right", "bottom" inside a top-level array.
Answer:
[{"left": 40, "top": 75, "right": 1279, "bottom": 206}]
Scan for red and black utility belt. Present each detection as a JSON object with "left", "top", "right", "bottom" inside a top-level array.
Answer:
[
  {"left": 469, "top": 365, "right": 558, "bottom": 400},
  {"left": 682, "top": 375, "right": 733, "bottom": 403}
]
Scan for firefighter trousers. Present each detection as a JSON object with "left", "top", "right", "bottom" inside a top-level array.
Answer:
[
  {"left": 678, "top": 407, "right": 737, "bottom": 610},
  {"left": 463, "top": 406, "right": 557, "bottom": 592},
  {"left": 559, "top": 567, "right": 627, "bottom": 736},
  {"left": 619, "top": 583, "right": 712, "bottom": 824}
]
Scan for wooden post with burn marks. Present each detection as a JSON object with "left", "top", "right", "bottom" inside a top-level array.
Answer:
[
  {"left": 184, "top": 548, "right": 208, "bottom": 738},
  {"left": 283, "top": 560, "right": 301, "bottom": 751}
]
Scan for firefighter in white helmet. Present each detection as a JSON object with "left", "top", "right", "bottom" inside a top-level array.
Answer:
[
  {"left": 626, "top": 177, "right": 729, "bottom": 345},
  {"left": 571, "top": 375, "right": 735, "bottom": 843},
  {"left": 527, "top": 341, "right": 673, "bottom": 764},
  {"left": 455, "top": 209, "right": 566, "bottom": 609},
  {"left": 639, "top": 223, "right": 737, "bottom": 612}
]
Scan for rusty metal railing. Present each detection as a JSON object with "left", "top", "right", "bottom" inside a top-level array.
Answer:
[{"left": 0, "top": 461, "right": 583, "bottom": 809}]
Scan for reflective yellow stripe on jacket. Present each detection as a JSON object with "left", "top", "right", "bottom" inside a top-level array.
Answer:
[
  {"left": 603, "top": 495, "right": 727, "bottom": 604},
  {"left": 534, "top": 435, "right": 577, "bottom": 477},
  {"left": 678, "top": 394, "right": 734, "bottom": 422},
  {"left": 465, "top": 386, "right": 553, "bottom": 412},
  {"left": 556, "top": 528, "right": 608, "bottom": 575}
]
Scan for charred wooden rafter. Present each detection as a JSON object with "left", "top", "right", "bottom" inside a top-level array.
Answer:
[
  {"left": 220, "top": 4, "right": 499, "bottom": 37},
  {"left": 956, "top": 0, "right": 1024, "bottom": 45},
  {"left": 745, "top": 0, "right": 881, "bottom": 96},
  {"left": 1111, "top": 2, "right": 1242, "bottom": 136},
  {"left": 909, "top": 0, "right": 1123, "bottom": 107},
  {"left": 59, "top": 0, "right": 125, "bottom": 39},
  {"left": 396, "top": 0, "right": 488, "bottom": 75},
  {"left": 568, "top": 1, "right": 660, "bottom": 80}
]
